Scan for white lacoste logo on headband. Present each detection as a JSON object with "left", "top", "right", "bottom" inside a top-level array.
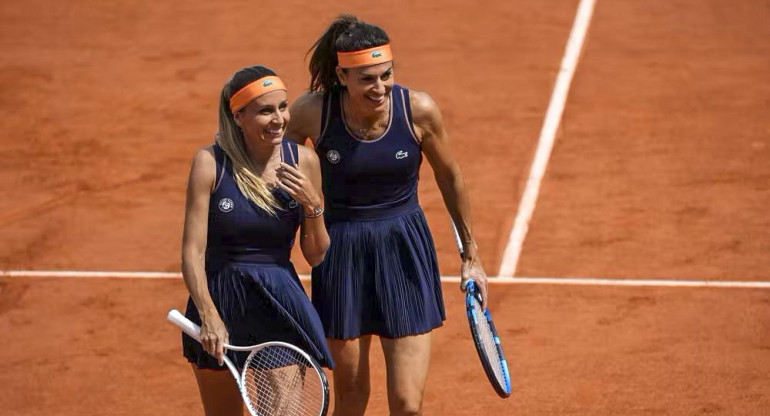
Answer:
[
  {"left": 372, "top": 50, "right": 383, "bottom": 58},
  {"left": 218, "top": 198, "right": 234, "bottom": 213},
  {"left": 262, "top": 80, "right": 274, "bottom": 87},
  {"left": 395, "top": 150, "right": 408, "bottom": 159},
  {"left": 327, "top": 150, "right": 341, "bottom": 164}
]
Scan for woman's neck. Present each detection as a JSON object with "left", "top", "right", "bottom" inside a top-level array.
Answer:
[
  {"left": 343, "top": 90, "right": 388, "bottom": 128},
  {"left": 246, "top": 139, "right": 280, "bottom": 167}
]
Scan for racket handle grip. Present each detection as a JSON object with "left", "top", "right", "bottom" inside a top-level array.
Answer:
[
  {"left": 450, "top": 221, "right": 465, "bottom": 259},
  {"left": 167, "top": 309, "right": 202, "bottom": 342}
]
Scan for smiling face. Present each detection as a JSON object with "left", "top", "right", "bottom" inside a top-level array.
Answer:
[
  {"left": 233, "top": 89, "right": 290, "bottom": 148},
  {"left": 337, "top": 61, "right": 394, "bottom": 114}
]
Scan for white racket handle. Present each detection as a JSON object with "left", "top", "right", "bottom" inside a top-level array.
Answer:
[
  {"left": 167, "top": 309, "right": 203, "bottom": 341},
  {"left": 451, "top": 220, "right": 464, "bottom": 257},
  {"left": 167, "top": 309, "right": 243, "bottom": 381},
  {"left": 167, "top": 309, "right": 260, "bottom": 351},
  {"left": 452, "top": 221, "right": 482, "bottom": 296}
]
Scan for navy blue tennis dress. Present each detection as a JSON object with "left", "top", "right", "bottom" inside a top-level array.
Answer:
[
  {"left": 183, "top": 140, "right": 334, "bottom": 369},
  {"left": 311, "top": 84, "right": 446, "bottom": 339}
]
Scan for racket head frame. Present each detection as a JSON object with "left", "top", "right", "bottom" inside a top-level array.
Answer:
[
  {"left": 465, "top": 280, "right": 513, "bottom": 397},
  {"left": 167, "top": 309, "right": 330, "bottom": 415},
  {"left": 451, "top": 220, "right": 512, "bottom": 396},
  {"left": 238, "top": 341, "right": 330, "bottom": 416}
]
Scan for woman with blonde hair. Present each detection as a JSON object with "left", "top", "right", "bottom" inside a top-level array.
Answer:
[{"left": 180, "top": 65, "right": 333, "bottom": 416}]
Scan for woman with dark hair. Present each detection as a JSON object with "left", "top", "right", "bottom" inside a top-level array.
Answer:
[
  {"left": 180, "top": 65, "right": 333, "bottom": 416},
  {"left": 286, "top": 15, "right": 490, "bottom": 416}
]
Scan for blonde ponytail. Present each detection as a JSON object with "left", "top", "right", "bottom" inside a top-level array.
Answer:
[{"left": 217, "top": 75, "right": 280, "bottom": 216}]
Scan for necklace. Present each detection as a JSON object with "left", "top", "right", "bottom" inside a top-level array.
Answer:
[
  {"left": 249, "top": 147, "right": 282, "bottom": 188},
  {"left": 343, "top": 93, "right": 389, "bottom": 141}
]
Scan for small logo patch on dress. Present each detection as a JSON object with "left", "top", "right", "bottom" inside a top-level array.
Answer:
[
  {"left": 395, "top": 150, "right": 409, "bottom": 159},
  {"left": 218, "top": 198, "right": 234, "bottom": 213},
  {"left": 288, "top": 200, "right": 298, "bottom": 209},
  {"left": 327, "top": 150, "right": 341, "bottom": 164}
]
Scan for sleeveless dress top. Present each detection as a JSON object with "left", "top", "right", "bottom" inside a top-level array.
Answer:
[
  {"left": 183, "top": 140, "right": 334, "bottom": 369},
  {"left": 311, "top": 85, "right": 446, "bottom": 339}
]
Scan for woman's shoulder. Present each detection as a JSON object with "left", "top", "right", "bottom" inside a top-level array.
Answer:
[
  {"left": 192, "top": 144, "right": 217, "bottom": 166},
  {"left": 288, "top": 92, "right": 326, "bottom": 141},
  {"left": 291, "top": 91, "right": 325, "bottom": 115},
  {"left": 189, "top": 144, "right": 218, "bottom": 189},
  {"left": 296, "top": 142, "right": 321, "bottom": 166},
  {"left": 403, "top": 88, "right": 435, "bottom": 110},
  {"left": 404, "top": 88, "right": 441, "bottom": 127}
]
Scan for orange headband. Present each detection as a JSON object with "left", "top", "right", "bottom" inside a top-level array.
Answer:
[
  {"left": 337, "top": 45, "right": 393, "bottom": 69},
  {"left": 229, "top": 76, "right": 286, "bottom": 112}
]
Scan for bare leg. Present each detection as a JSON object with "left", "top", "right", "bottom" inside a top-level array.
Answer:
[
  {"left": 255, "top": 363, "right": 306, "bottom": 414},
  {"left": 328, "top": 335, "right": 373, "bottom": 416},
  {"left": 191, "top": 365, "right": 243, "bottom": 416},
  {"left": 381, "top": 332, "right": 433, "bottom": 416}
]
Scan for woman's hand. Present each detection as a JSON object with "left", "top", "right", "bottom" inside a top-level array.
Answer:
[
  {"left": 276, "top": 162, "right": 322, "bottom": 214},
  {"left": 199, "top": 314, "right": 229, "bottom": 366},
  {"left": 461, "top": 256, "right": 489, "bottom": 310}
]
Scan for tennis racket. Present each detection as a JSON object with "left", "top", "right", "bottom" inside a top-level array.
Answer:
[
  {"left": 451, "top": 222, "right": 512, "bottom": 398},
  {"left": 167, "top": 309, "right": 329, "bottom": 416}
]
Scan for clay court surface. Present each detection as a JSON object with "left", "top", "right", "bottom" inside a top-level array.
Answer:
[{"left": 1, "top": 0, "right": 769, "bottom": 414}]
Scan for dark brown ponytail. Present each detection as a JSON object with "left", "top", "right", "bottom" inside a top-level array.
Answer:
[{"left": 307, "top": 14, "right": 390, "bottom": 92}]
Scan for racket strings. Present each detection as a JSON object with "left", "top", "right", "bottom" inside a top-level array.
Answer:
[
  {"left": 243, "top": 345, "right": 324, "bottom": 416},
  {"left": 471, "top": 299, "right": 506, "bottom": 386}
]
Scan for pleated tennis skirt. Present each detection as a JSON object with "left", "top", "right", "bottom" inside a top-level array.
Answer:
[
  {"left": 311, "top": 206, "right": 446, "bottom": 340},
  {"left": 183, "top": 262, "right": 334, "bottom": 369}
]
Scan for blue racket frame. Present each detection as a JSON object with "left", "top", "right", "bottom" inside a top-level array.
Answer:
[
  {"left": 451, "top": 220, "right": 512, "bottom": 397},
  {"left": 465, "top": 278, "right": 513, "bottom": 397}
]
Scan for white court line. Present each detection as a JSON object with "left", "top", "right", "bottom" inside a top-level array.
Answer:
[
  {"left": 0, "top": 270, "right": 181, "bottom": 279},
  {"left": 2, "top": 270, "right": 769, "bottom": 289},
  {"left": 498, "top": 0, "right": 598, "bottom": 277}
]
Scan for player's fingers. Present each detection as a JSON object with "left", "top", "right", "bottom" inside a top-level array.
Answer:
[
  {"left": 480, "top": 280, "right": 489, "bottom": 310},
  {"left": 460, "top": 266, "right": 467, "bottom": 288},
  {"left": 215, "top": 337, "right": 225, "bottom": 366},
  {"left": 276, "top": 180, "right": 299, "bottom": 196},
  {"left": 210, "top": 335, "right": 220, "bottom": 357},
  {"left": 276, "top": 169, "right": 302, "bottom": 185},
  {"left": 281, "top": 168, "right": 308, "bottom": 185},
  {"left": 460, "top": 276, "right": 471, "bottom": 292},
  {"left": 277, "top": 174, "right": 302, "bottom": 188},
  {"left": 201, "top": 333, "right": 215, "bottom": 356},
  {"left": 278, "top": 162, "right": 304, "bottom": 178},
  {"left": 472, "top": 273, "right": 485, "bottom": 306}
]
